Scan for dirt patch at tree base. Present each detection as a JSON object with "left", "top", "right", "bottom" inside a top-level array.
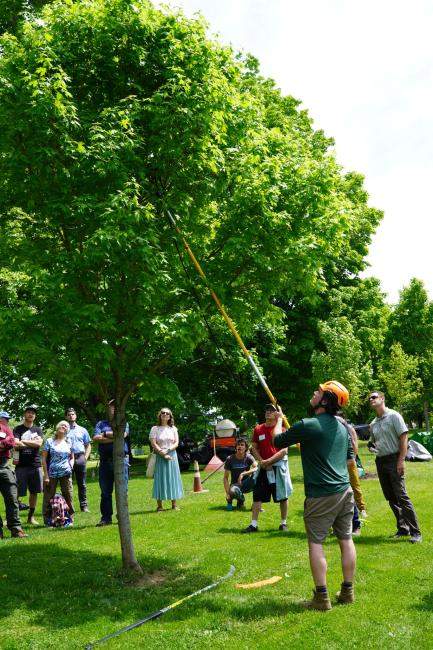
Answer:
[{"left": 133, "top": 570, "right": 169, "bottom": 589}]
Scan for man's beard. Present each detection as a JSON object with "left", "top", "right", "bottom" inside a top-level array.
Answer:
[{"left": 307, "top": 404, "right": 316, "bottom": 417}]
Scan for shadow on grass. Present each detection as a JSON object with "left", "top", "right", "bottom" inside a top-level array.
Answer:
[
  {"left": 0, "top": 543, "right": 219, "bottom": 632},
  {"left": 414, "top": 591, "right": 433, "bottom": 611},
  {"left": 216, "top": 527, "right": 306, "bottom": 540},
  {"left": 198, "top": 595, "right": 304, "bottom": 618},
  {"left": 207, "top": 505, "right": 252, "bottom": 512}
]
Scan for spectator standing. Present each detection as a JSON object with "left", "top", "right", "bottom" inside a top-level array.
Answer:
[
  {"left": 13, "top": 405, "right": 43, "bottom": 526},
  {"left": 0, "top": 411, "right": 26, "bottom": 539},
  {"left": 93, "top": 400, "right": 129, "bottom": 527},
  {"left": 274, "top": 381, "right": 356, "bottom": 610},
  {"left": 242, "top": 404, "right": 292, "bottom": 533},
  {"left": 368, "top": 391, "right": 421, "bottom": 543},
  {"left": 149, "top": 408, "right": 183, "bottom": 512},
  {"left": 336, "top": 415, "right": 367, "bottom": 535},
  {"left": 65, "top": 407, "right": 91, "bottom": 512},
  {"left": 41, "top": 420, "right": 75, "bottom": 525}
]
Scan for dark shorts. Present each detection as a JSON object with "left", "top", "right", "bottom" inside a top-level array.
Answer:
[
  {"left": 16, "top": 466, "right": 43, "bottom": 496},
  {"left": 253, "top": 468, "right": 288, "bottom": 504}
]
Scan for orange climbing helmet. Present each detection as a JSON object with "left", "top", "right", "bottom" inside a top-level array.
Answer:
[{"left": 319, "top": 380, "right": 349, "bottom": 407}]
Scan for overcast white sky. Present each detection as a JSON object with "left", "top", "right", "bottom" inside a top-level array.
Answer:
[{"left": 167, "top": 0, "right": 433, "bottom": 303}]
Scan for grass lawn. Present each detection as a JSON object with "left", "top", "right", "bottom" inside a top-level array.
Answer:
[{"left": 2, "top": 442, "right": 433, "bottom": 650}]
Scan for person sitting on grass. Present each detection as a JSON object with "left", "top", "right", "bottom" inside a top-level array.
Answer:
[
  {"left": 41, "top": 421, "right": 75, "bottom": 526},
  {"left": 223, "top": 438, "right": 257, "bottom": 511}
]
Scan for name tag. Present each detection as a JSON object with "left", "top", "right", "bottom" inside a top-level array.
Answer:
[{"left": 258, "top": 434, "right": 266, "bottom": 441}]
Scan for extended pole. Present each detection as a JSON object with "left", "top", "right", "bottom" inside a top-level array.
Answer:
[
  {"left": 85, "top": 565, "right": 235, "bottom": 649},
  {"left": 166, "top": 210, "right": 289, "bottom": 428}
]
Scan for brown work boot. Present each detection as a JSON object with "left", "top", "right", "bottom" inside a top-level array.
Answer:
[
  {"left": 11, "top": 528, "right": 28, "bottom": 539},
  {"left": 336, "top": 583, "right": 355, "bottom": 604},
  {"left": 302, "top": 588, "right": 332, "bottom": 611},
  {"left": 27, "top": 516, "right": 40, "bottom": 526}
]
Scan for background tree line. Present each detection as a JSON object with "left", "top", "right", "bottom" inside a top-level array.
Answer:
[
  {"left": 0, "top": 0, "right": 431, "bottom": 437},
  {"left": 1, "top": 0, "right": 431, "bottom": 569}
]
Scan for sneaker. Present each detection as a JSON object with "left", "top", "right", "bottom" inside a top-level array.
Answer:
[
  {"left": 302, "top": 589, "right": 332, "bottom": 611},
  {"left": 27, "top": 516, "right": 40, "bottom": 526},
  {"left": 18, "top": 502, "right": 29, "bottom": 511},
  {"left": 410, "top": 534, "right": 422, "bottom": 544},
  {"left": 11, "top": 528, "right": 28, "bottom": 539},
  {"left": 81, "top": 506, "right": 90, "bottom": 513},
  {"left": 242, "top": 524, "right": 258, "bottom": 534},
  {"left": 279, "top": 523, "right": 288, "bottom": 532},
  {"left": 96, "top": 520, "right": 112, "bottom": 527},
  {"left": 226, "top": 503, "right": 234, "bottom": 511},
  {"left": 352, "top": 527, "right": 361, "bottom": 536}
]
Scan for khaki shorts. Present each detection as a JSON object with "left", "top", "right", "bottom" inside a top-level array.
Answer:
[{"left": 304, "top": 488, "right": 354, "bottom": 544}]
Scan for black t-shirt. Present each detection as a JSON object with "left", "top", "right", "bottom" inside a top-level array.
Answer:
[
  {"left": 224, "top": 452, "right": 255, "bottom": 485},
  {"left": 13, "top": 424, "right": 43, "bottom": 468}
]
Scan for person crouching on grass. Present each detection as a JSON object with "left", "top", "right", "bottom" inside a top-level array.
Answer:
[
  {"left": 274, "top": 381, "right": 356, "bottom": 611},
  {"left": 41, "top": 421, "right": 75, "bottom": 526},
  {"left": 223, "top": 438, "right": 257, "bottom": 511}
]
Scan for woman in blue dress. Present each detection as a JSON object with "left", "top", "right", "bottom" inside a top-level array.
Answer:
[{"left": 149, "top": 408, "right": 183, "bottom": 512}]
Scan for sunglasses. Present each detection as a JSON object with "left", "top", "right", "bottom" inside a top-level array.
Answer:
[
  {"left": 160, "top": 411, "right": 171, "bottom": 416},
  {"left": 369, "top": 395, "right": 379, "bottom": 401}
]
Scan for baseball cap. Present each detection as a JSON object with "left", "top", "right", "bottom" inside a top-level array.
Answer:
[{"left": 0, "top": 411, "right": 10, "bottom": 419}]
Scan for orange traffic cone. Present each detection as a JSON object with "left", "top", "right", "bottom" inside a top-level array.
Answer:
[
  {"left": 204, "top": 454, "right": 224, "bottom": 472},
  {"left": 192, "top": 460, "right": 208, "bottom": 493}
]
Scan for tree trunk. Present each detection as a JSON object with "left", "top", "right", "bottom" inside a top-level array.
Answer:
[
  {"left": 424, "top": 400, "right": 430, "bottom": 433},
  {"left": 113, "top": 418, "right": 143, "bottom": 575}
]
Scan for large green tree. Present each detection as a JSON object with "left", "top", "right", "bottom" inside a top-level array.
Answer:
[
  {"left": 387, "top": 279, "right": 433, "bottom": 429},
  {"left": 0, "top": 0, "right": 381, "bottom": 569},
  {"left": 380, "top": 343, "right": 422, "bottom": 419},
  {"left": 311, "top": 316, "right": 373, "bottom": 417},
  {"left": 0, "top": 0, "right": 51, "bottom": 35}
]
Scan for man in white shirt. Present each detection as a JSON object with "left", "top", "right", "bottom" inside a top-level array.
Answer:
[{"left": 369, "top": 391, "right": 421, "bottom": 543}]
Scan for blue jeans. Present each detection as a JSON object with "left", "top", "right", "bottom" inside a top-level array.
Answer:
[{"left": 98, "top": 458, "right": 129, "bottom": 522}]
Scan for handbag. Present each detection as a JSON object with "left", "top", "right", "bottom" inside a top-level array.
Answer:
[{"left": 146, "top": 452, "right": 156, "bottom": 478}]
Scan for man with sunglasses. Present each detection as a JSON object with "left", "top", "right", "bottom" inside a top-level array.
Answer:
[{"left": 368, "top": 391, "right": 421, "bottom": 543}]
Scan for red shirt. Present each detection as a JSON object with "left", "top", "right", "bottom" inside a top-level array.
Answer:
[
  {"left": 0, "top": 423, "right": 15, "bottom": 459},
  {"left": 252, "top": 423, "right": 278, "bottom": 460}
]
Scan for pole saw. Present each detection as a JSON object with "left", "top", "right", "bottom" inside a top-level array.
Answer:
[{"left": 166, "top": 210, "right": 289, "bottom": 429}]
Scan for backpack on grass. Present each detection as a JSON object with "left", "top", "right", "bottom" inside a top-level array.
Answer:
[{"left": 47, "top": 493, "right": 72, "bottom": 528}]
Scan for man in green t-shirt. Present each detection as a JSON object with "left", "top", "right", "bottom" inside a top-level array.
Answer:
[{"left": 274, "top": 380, "right": 356, "bottom": 611}]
